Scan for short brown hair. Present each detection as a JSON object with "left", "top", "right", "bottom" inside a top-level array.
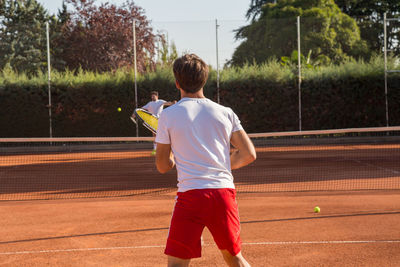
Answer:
[
  {"left": 150, "top": 91, "right": 158, "bottom": 96},
  {"left": 173, "top": 54, "right": 209, "bottom": 93}
]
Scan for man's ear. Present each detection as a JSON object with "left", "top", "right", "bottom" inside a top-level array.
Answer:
[{"left": 175, "top": 80, "right": 181, "bottom": 90}]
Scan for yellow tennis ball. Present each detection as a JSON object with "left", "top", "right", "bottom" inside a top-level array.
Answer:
[
  {"left": 117, "top": 107, "right": 122, "bottom": 112},
  {"left": 314, "top": 206, "right": 321, "bottom": 213}
]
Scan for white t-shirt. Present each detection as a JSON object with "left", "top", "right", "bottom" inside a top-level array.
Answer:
[
  {"left": 142, "top": 99, "right": 166, "bottom": 117},
  {"left": 155, "top": 97, "right": 243, "bottom": 192}
]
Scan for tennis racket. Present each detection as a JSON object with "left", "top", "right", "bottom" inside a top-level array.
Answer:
[
  {"left": 134, "top": 108, "right": 158, "bottom": 134},
  {"left": 130, "top": 116, "right": 137, "bottom": 125}
]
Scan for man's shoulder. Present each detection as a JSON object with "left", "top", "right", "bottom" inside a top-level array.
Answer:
[
  {"left": 159, "top": 102, "right": 178, "bottom": 117},
  {"left": 206, "top": 100, "right": 234, "bottom": 114},
  {"left": 161, "top": 99, "right": 234, "bottom": 116}
]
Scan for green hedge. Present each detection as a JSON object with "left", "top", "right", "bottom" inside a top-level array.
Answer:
[
  {"left": 1, "top": 59, "right": 399, "bottom": 137},
  {"left": 217, "top": 59, "right": 400, "bottom": 133}
]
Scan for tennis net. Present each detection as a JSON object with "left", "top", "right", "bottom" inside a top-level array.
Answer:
[{"left": 1, "top": 127, "right": 399, "bottom": 200}]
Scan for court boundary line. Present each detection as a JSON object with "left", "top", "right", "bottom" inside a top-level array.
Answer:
[
  {"left": 1, "top": 240, "right": 400, "bottom": 255},
  {"left": 350, "top": 158, "right": 400, "bottom": 175}
]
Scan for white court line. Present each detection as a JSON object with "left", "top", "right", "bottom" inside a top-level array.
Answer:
[
  {"left": 1, "top": 240, "right": 399, "bottom": 255},
  {"left": 244, "top": 240, "right": 400, "bottom": 245},
  {"left": 0, "top": 245, "right": 164, "bottom": 255},
  {"left": 351, "top": 159, "right": 400, "bottom": 175}
]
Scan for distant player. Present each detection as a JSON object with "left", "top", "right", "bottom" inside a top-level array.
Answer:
[
  {"left": 155, "top": 54, "right": 256, "bottom": 266},
  {"left": 136, "top": 91, "right": 176, "bottom": 118},
  {"left": 131, "top": 91, "right": 175, "bottom": 154}
]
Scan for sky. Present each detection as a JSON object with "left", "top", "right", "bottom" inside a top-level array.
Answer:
[{"left": 37, "top": 0, "right": 250, "bottom": 67}]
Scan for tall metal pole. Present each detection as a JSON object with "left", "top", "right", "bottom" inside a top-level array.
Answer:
[
  {"left": 297, "top": 16, "right": 302, "bottom": 131},
  {"left": 133, "top": 20, "right": 139, "bottom": 137},
  {"left": 215, "top": 19, "right": 220, "bottom": 104},
  {"left": 46, "top": 22, "right": 53, "bottom": 138},
  {"left": 383, "top": 13, "right": 389, "bottom": 127}
]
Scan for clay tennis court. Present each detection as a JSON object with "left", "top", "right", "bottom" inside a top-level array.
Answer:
[{"left": 1, "top": 140, "right": 400, "bottom": 266}]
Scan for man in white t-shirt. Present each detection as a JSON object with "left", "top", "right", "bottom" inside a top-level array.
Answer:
[
  {"left": 132, "top": 91, "right": 175, "bottom": 119},
  {"left": 155, "top": 54, "right": 256, "bottom": 267},
  {"left": 131, "top": 91, "right": 175, "bottom": 154}
]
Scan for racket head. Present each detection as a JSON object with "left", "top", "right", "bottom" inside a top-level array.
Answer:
[{"left": 134, "top": 108, "right": 158, "bottom": 134}]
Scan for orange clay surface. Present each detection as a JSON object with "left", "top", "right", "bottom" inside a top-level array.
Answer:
[
  {"left": 0, "top": 146, "right": 399, "bottom": 266},
  {"left": 0, "top": 192, "right": 399, "bottom": 266}
]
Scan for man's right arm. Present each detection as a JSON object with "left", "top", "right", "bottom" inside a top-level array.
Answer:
[
  {"left": 156, "top": 143, "right": 175, "bottom": 173},
  {"left": 230, "top": 130, "right": 256, "bottom": 170}
]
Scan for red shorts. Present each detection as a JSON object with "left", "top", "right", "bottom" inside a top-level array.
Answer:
[{"left": 164, "top": 188, "right": 241, "bottom": 259}]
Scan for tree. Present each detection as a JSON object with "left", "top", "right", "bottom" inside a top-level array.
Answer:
[
  {"left": 246, "top": 0, "right": 277, "bottom": 21},
  {"left": 60, "top": 0, "right": 157, "bottom": 73},
  {"left": 231, "top": 0, "right": 368, "bottom": 66},
  {"left": 157, "top": 36, "right": 178, "bottom": 66},
  {"left": 336, "top": 0, "right": 400, "bottom": 56},
  {"left": 0, "top": 0, "right": 52, "bottom": 74},
  {"left": 50, "top": 0, "right": 70, "bottom": 71}
]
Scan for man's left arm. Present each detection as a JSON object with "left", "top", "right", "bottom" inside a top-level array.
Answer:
[{"left": 163, "top": 100, "right": 177, "bottom": 107}]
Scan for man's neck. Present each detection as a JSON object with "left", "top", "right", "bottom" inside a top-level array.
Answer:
[{"left": 180, "top": 89, "right": 205, "bottom": 99}]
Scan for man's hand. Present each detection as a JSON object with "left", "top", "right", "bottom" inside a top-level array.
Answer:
[{"left": 130, "top": 114, "right": 137, "bottom": 124}]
